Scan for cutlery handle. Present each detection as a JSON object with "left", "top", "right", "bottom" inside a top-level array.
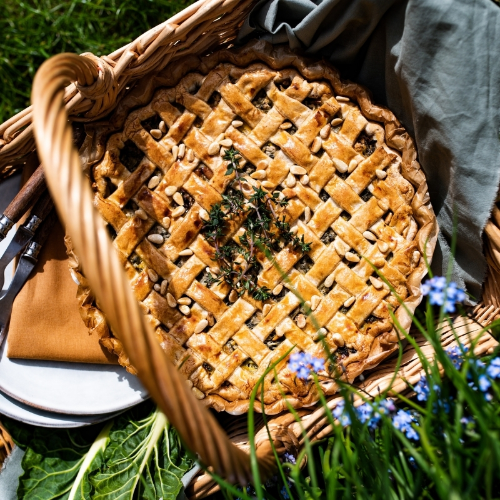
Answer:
[
  {"left": 25, "top": 209, "right": 56, "bottom": 259},
  {"left": 3, "top": 165, "right": 46, "bottom": 224}
]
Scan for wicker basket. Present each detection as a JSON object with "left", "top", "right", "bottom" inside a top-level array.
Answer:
[{"left": 0, "top": 0, "right": 498, "bottom": 493}]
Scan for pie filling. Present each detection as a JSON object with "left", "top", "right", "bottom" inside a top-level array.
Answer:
[{"left": 89, "top": 58, "right": 425, "bottom": 412}]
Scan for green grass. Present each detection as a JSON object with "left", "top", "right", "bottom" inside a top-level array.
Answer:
[{"left": 0, "top": 0, "right": 193, "bottom": 123}]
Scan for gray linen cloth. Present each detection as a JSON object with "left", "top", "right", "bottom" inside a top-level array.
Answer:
[{"left": 239, "top": 0, "right": 500, "bottom": 301}]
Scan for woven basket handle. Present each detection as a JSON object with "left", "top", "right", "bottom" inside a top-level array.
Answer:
[{"left": 32, "top": 53, "right": 273, "bottom": 484}]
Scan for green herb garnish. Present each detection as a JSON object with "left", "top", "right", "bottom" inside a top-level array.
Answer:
[{"left": 202, "top": 147, "right": 311, "bottom": 300}]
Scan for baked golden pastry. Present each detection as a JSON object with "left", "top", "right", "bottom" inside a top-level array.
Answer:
[{"left": 73, "top": 41, "right": 437, "bottom": 414}]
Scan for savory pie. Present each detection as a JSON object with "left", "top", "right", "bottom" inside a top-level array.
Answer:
[{"left": 72, "top": 41, "right": 437, "bottom": 414}]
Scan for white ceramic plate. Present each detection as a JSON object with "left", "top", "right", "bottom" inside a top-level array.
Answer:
[
  {"left": 0, "top": 388, "right": 124, "bottom": 428},
  {"left": 0, "top": 338, "right": 148, "bottom": 415}
]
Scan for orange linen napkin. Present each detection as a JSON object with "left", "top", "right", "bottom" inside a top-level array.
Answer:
[{"left": 7, "top": 216, "right": 118, "bottom": 364}]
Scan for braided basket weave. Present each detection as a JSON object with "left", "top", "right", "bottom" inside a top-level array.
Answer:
[{"left": 0, "top": 0, "right": 498, "bottom": 492}]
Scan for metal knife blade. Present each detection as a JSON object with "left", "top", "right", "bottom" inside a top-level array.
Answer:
[
  {"left": 0, "top": 210, "right": 55, "bottom": 347},
  {"left": 0, "top": 247, "right": 40, "bottom": 346},
  {"left": 0, "top": 191, "right": 53, "bottom": 290}
]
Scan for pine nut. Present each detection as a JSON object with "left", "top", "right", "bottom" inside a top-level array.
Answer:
[
  {"left": 162, "top": 217, "right": 171, "bottom": 228},
  {"left": 147, "top": 269, "right": 159, "bottom": 282},
  {"left": 192, "top": 387, "right": 205, "bottom": 399},
  {"left": 177, "top": 297, "right": 192, "bottom": 305},
  {"left": 300, "top": 174, "right": 309, "bottom": 185},
  {"left": 154, "top": 284, "right": 161, "bottom": 292},
  {"left": 147, "top": 234, "right": 164, "bottom": 245},
  {"left": 187, "top": 149, "right": 195, "bottom": 162},
  {"left": 290, "top": 226, "right": 299, "bottom": 234},
  {"left": 160, "top": 280, "right": 168, "bottom": 295},
  {"left": 172, "top": 145, "right": 179, "bottom": 161},
  {"left": 334, "top": 238, "right": 349, "bottom": 256},
  {"left": 376, "top": 169, "right": 387, "bottom": 179},
  {"left": 290, "top": 165, "right": 307, "bottom": 175},
  {"left": 165, "top": 186, "right": 177, "bottom": 196},
  {"left": 316, "top": 327, "right": 327, "bottom": 339},
  {"left": 273, "top": 284, "right": 283, "bottom": 295},
  {"left": 208, "top": 142, "right": 220, "bottom": 155},
  {"left": 296, "top": 314, "right": 306, "bottom": 329},
  {"left": 228, "top": 289, "right": 238, "bottom": 302},
  {"left": 331, "top": 118, "right": 343, "bottom": 126},
  {"left": 370, "top": 277, "right": 383, "bottom": 289},
  {"left": 324, "top": 274, "right": 335, "bottom": 288},
  {"left": 311, "top": 137, "right": 322, "bottom": 153},
  {"left": 199, "top": 208, "right": 209, "bottom": 221},
  {"left": 285, "top": 173, "right": 296, "bottom": 187},
  {"left": 135, "top": 209, "right": 147, "bottom": 220},
  {"left": 148, "top": 176, "right": 160, "bottom": 189},
  {"left": 216, "top": 133, "right": 225, "bottom": 143},
  {"left": 219, "top": 139, "right": 233, "bottom": 148},
  {"left": 345, "top": 252, "right": 360, "bottom": 263},
  {"left": 412, "top": 251, "right": 421, "bottom": 266},
  {"left": 311, "top": 295, "right": 321, "bottom": 311},
  {"left": 159, "top": 121, "right": 167, "bottom": 133},
  {"left": 263, "top": 304, "right": 272, "bottom": 316},
  {"left": 178, "top": 143, "right": 185, "bottom": 159},
  {"left": 348, "top": 159, "right": 358, "bottom": 173},
  {"left": 343, "top": 296, "right": 355, "bottom": 307},
  {"left": 150, "top": 129, "right": 162, "bottom": 139},
  {"left": 257, "top": 159, "right": 269, "bottom": 169},
  {"left": 368, "top": 184, "right": 375, "bottom": 193},
  {"left": 194, "top": 319, "right": 208, "bottom": 334},
  {"left": 167, "top": 293, "right": 177, "bottom": 308},
  {"left": 171, "top": 206, "right": 185, "bottom": 218},
  {"left": 250, "top": 170, "right": 267, "bottom": 180},
  {"left": 173, "top": 192, "right": 184, "bottom": 205},
  {"left": 261, "top": 181, "right": 274, "bottom": 189},
  {"left": 320, "top": 124, "right": 331, "bottom": 139},
  {"left": 377, "top": 241, "right": 389, "bottom": 253},
  {"left": 280, "top": 122, "right": 292, "bottom": 129},
  {"left": 377, "top": 199, "right": 390, "bottom": 212},
  {"left": 179, "top": 305, "right": 191, "bottom": 315},
  {"left": 304, "top": 206, "right": 311, "bottom": 223},
  {"left": 363, "top": 231, "right": 377, "bottom": 241},
  {"left": 232, "top": 120, "right": 243, "bottom": 127},
  {"left": 332, "top": 158, "right": 348, "bottom": 173},
  {"left": 336, "top": 96, "right": 350, "bottom": 102},
  {"left": 332, "top": 333, "right": 345, "bottom": 347},
  {"left": 178, "top": 249, "right": 193, "bottom": 256},
  {"left": 374, "top": 258, "right": 386, "bottom": 268}
]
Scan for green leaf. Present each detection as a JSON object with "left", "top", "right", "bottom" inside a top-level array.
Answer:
[
  {"left": 15, "top": 425, "right": 99, "bottom": 500},
  {"left": 89, "top": 405, "right": 193, "bottom": 500}
]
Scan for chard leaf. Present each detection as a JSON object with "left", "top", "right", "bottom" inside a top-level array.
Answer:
[
  {"left": 90, "top": 404, "right": 193, "bottom": 500},
  {"left": 12, "top": 424, "right": 100, "bottom": 500}
]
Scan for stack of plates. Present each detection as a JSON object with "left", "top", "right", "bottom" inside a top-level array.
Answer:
[
  {"left": 0, "top": 177, "right": 148, "bottom": 427},
  {"left": 0, "top": 338, "right": 148, "bottom": 427}
]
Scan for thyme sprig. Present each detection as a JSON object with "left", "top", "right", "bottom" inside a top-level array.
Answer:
[{"left": 202, "top": 147, "right": 312, "bottom": 301}]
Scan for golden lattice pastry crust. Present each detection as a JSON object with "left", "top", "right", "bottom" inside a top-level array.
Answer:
[{"left": 72, "top": 41, "right": 437, "bottom": 415}]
